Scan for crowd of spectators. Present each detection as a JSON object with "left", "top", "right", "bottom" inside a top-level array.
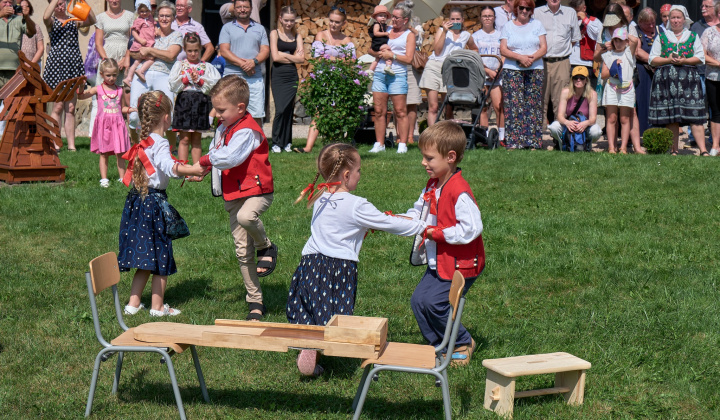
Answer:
[{"left": 0, "top": 0, "right": 715, "bottom": 156}]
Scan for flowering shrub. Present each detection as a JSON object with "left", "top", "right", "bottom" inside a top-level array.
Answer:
[{"left": 297, "top": 45, "right": 372, "bottom": 144}]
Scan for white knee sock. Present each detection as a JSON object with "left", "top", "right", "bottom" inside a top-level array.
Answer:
[{"left": 498, "top": 127, "right": 505, "bottom": 140}]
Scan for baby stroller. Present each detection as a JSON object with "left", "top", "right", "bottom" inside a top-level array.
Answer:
[{"left": 436, "top": 50, "right": 503, "bottom": 149}]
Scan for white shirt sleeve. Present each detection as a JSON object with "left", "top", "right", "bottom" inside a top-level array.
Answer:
[
  {"left": 402, "top": 190, "right": 426, "bottom": 219},
  {"left": 201, "top": 63, "right": 222, "bottom": 94},
  {"left": 588, "top": 19, "right": 603, "bottom": 42},
  {"left": 167, "top": 61, "right": 184, "bottom": 93},
  {"left": 207, "top": 127, "right": 261, "bottom": 170},
  {"left": 694, "top": 32, "right": 706, "bottom": 63},
  {"left": 649, "top": 34, "right": 662, "bottom": 65},
  {"left": 440, "top": 193, "right": 483, "bottom": 244},
  {"left": 150, "top": 135, "right": 180, "bottom": 178},
  {"left": 354, "top": 199, "right": 426, "bottom": 236}
]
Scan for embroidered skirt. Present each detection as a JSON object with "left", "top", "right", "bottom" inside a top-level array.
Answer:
[
  {"left": 286, "top": 253, "right": 358, "bottom": 326},
  {"left": 649, "top": 65, "right": 707, "bottom": 126},
  {"left": 118, "top": 188, "right": 177, "bottom": 276},
  {"left": 172, "top": 90, "right": 212, "bottom": 131}
]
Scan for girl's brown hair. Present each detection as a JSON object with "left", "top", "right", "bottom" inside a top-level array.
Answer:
[
  {"left": 277, "top": 6, "right": 298, "bottom": 37},
  {"left": 183, "top": 31, "right": 202, "bottom": 49},
  {"left": 295, "top": 143, "right": 360, "bottom": 207},
  {"left": 133, "top": 91, "right": 173, "bottom": 197}
]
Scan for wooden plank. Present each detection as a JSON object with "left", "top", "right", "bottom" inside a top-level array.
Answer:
[
  {"left": 515, "top": 387, "right": 571, "bottom": 399},
  {"left": 215, "top": 319, "right": 326, "bottom": 331},
  {"left": 1, "top": 98, "right": 21, "bottom": 122},
  {"left": 482, "top": 353, "right": 591, "bottom": 377}
]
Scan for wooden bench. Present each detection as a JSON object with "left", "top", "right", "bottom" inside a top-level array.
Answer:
[{"left": 482, "top": 352, "right": 591, "bottom": 418}]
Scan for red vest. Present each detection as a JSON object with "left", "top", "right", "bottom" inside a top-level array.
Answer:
[
  {"left": 579, "top": 16, "right": 597, "bottom": 61},
  {"left": 428, "top": 170, "right": 485, "bottom": 281},
  {"left": 219, "top": 114, "right": 274, "bottom": 201}
]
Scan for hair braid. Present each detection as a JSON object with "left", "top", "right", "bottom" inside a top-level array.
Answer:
[
  {"left": 132, "top": 91, "right": 173, "bottom": 198},
  {"left": 294, "top": 172, "right": 320, "bottom": 204}
]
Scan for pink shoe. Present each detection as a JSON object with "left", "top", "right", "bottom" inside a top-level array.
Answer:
[{"left": 297, "top": 350, "right": 324, "bottom": 376}]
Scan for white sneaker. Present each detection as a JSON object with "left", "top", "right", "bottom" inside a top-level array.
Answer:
[
  {"left": 149, "top": 304, "right": 181, "bottom": 317},
  {"left": 710, "top": 148, "right": 719, "bottom": 156},
  {"left": 284, "top": 144, "right": 292, "bottom": 152},
  {"left": 368, "top": 143, "right": 386, "bottom": 153},
  {"left": 271, "top": 145, "right": 282, "bottom": 153},
  {"left": 100, "top": 178, "right": 110, "bottom": 188},
  {"left": 124, "top": 303, "right": 145, "bottom": 315},
  {"left": 396, "top": 143, "right": 408, "bottom": 154}
]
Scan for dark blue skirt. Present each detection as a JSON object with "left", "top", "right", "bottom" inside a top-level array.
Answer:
[
  {"left": 286, "top": 253, "right": 358, "bottom": 326},
  {"left": 118, "top": 188, "right": 177, "bottom": 276}
]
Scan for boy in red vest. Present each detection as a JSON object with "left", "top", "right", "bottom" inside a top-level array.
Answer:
[
  {"left": 199, "top": 75, "right": 276, "bottom": 321},
  {"left": 405, "top": 121, "right": 485, "bottom": 366}
]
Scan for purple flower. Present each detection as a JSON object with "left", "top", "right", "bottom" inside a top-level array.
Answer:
[
  {"left": 358, "top": 106, "right": 364, "bottom": 110},
  {"left": 359, "top": 71, "right": 367, "bottom": 77},
  {"left": 300, "top": 78, "right": 305, "bottom": 83},
  {"left": 309, "top": 73, "right": 316, "bottom": 79},
  {"left": 323, "top": 53, "right": 331, "bottom": 59},
  {"left": 353, "top": 79, "right": 360, "bottom": 85}
]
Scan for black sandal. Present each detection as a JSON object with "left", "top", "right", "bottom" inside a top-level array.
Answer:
[
  {"left": 256, "top": 243, "right": 278, "bottom": 277},
  {"left": 293, "top": 147, "right": 308, "bottom": 153},
  {"left": 701, "top": 151, "right": 710, "bottom": 156},
  {"left": 246, "top": 302, "right": 266, "bottom": 321}
]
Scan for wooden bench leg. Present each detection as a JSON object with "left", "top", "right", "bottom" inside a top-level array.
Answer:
[
  {"left": 484, "top": 370, "right": 516, "bottom": 418},
  {"left": 555, "top": 369, "right": 586, "bottom": 405}
]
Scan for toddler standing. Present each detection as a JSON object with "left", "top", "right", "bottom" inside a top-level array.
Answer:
[
  {"left": 78, "top": 58, "right": 134, "bottom": 188},
  {"left": 368, "top": 5, "right": 394, "bottom": 75},
  {"left": 123, "top": 0, "right": 156, "bottom": 85},
  {"left": 169, "top": 32, "right": 221, "bottom": 164},
  {"left": 287, "top": 143, "right": 427, "bottom": 376},
  {"left": 119, "top": 91, "right": 204, "bottom": 316}
]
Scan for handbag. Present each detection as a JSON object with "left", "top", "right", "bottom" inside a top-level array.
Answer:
[
  {"left": 412, "top": 49, "right": 428, "bottom": 70},
  {"left": 152, "top": 193, "right": 190, "bottom": 240}
]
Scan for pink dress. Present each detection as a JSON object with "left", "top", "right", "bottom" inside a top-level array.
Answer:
[{"left": 91, "top": 84, "right": 130, "bottom": 154}]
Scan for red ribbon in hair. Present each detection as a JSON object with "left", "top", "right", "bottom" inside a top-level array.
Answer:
[
  {"left": 121, "top": 136, "right": 156, "bottom": 187},
  {"left": 307, "top": 181, "right": 342, "bottom": 201},
  {"left": 423, "top": 187, "right": 438, "bottom": 215}
]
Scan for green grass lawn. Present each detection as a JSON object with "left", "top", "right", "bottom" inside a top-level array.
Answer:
[{"left": 2, "top": 137, "right": 720, "bottom": 419}]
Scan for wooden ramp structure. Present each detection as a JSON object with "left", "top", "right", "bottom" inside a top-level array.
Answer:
[
  {"left": 0, "top": 51, "right": 85, "bottom": 183},
  {"left": 133, "top": 315, "right": 388, "bottom": 359}
]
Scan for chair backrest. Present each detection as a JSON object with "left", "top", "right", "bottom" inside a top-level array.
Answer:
[
  {"left": 88, "top": 252, "right": 121, "bottom": 295},
  {"left": 449, "top": 271, "right": 465, "bottom": 321}
]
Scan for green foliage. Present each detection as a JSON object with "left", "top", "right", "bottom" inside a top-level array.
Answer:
[
  {"left": 418, "top": 118, "right": 428, "bottom": 135},
  {"left": 642, "top": 127, "right": 673, "bottom": 154},
  {"left": 3, "top": 139, "right": 720, "bottom": 418},
  {"left": 297, "top": 45, "right": 371, "bottom": 144}
]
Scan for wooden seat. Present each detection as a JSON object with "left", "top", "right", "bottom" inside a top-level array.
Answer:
[
  {"left": 84, "top": 252, "right": 209, "bottom": 420},
  {"left": 482, "top": 352, "right": 591, "bottom": 418},
  {"left": 360, "top": 342, "right": 437, "bottom": 369},
  {"left": 110, "top": 329, "right": 188, "bottom": 354}
]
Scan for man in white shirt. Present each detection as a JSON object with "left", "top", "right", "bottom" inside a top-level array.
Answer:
[
  {"left": 172, "top": 0, "right": 214, "bottom": 62},
  {"left": 534, "top": 0, "right": 581, "bottom": 125},
  {"left": 493, "top": 0, "right": 514, "bottom": 33},
  {"left": 569, "top": 0, "right": 602, "bottom": 89}
]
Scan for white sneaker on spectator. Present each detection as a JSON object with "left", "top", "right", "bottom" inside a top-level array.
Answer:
[
  {"left": 284, "top": 144, "right": 292, "bottom": 152},
  {"left": 149, "top": 303, "right": 181, "bottom": 317},
  {"left": 368, "top": 142, "right": 385, "bottom": 153},
  {"left": 710, "top": 148, "right": 719, "bottom": 156},
  {"left": 271, "top": 145, "right": 282, "bottom": 153},
  {"left": 100, "top": 178, "right": 109, "bottom": 188},
  {"left": 396, "top": 143, "right": 408, "bottom": 154}
]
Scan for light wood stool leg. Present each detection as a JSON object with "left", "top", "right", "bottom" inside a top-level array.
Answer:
[
  {"left": 484, "top": 369, "right": 516, "bottom": 418},
  {"left": 555, "top": 369, "right": 586, "bottom": 405}
]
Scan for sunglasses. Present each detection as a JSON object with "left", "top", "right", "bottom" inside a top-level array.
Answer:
[
  {"left": 518, "top": 6, "right": 532, "bottom": 12},
  {"left": 330, "top": 5, "right": 346, "bottom": 14},
  {"left": 572, "top": 75, "right": 587, "bottom": 81}
]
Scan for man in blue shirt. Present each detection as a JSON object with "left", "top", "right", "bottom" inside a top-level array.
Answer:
[{"left": 218, "top": 0, "right": 269, "bottom": 126}]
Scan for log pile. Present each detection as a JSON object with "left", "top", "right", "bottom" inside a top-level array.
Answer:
[{"left": 281, "top": 0, "right": 488, "bottom": 81}]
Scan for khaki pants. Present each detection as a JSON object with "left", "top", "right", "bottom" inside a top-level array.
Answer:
[
  {"left": 543, "top": 59, "right": 571, "bottom": 126},
  {"left": 224, "top": 193, "right": 273, "bottom": 304}
]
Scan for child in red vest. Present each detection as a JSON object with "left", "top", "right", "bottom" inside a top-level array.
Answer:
[
  {"left": 198, "top": 75, "right": 277, "bottom": 321},
  {"left": 404, "top": 121, "right": 485, "bottom": 366}
]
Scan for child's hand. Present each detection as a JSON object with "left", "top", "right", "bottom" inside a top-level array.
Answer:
[{"left": 189, "top": 161, "right": 205, "bottom": 176}]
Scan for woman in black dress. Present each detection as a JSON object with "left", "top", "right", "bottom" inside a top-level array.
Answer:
[
  {"left": 635, "top": 7, "right": 658, "bottom": 136},
  {"left": 269, "top": 6, "right": 305, "bottom": 153},
  {"left": 43, "top": 0, "right": 95, "bottom": 151}
]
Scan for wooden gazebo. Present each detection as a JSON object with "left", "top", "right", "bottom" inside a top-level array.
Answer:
[{"left": 0, "top": 51, "right": 84, "bottom": 184}]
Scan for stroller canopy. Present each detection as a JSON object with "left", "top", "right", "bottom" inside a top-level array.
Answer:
[{"left": 441, "top": 50, "right": 487, "bottom": 106}]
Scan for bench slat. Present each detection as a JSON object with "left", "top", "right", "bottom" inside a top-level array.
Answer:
[
  {"left": 482, "top": 352, "right": 591, "bottom": 377},
  {"left": 515, "top": 386, "right": 571, "bottom": 399}
]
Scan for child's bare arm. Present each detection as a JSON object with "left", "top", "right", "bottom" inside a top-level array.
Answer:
[
  {"left": 131, "top": 29, "right": 146, "bottom": 46},
  {"left": 76, "top": 86, "right": 97, "bottom": 100}
]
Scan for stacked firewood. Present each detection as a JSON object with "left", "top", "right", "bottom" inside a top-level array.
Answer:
[{"left": 281, "top": 0, "right": 488, "bottom": 80}]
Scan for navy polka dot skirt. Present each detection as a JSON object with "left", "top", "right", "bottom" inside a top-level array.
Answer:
[
  {"left": 286, "top": 253, "right": 358, "bottom": 326},
  {"left": 118, "top": 188, "right": 177, "bottom": 276}
]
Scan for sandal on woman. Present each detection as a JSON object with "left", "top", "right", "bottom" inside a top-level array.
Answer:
[
  {"left": 701, "top": 151, "right": 710, "bottom": 156},
  {"left": 670, "top": 151, "right": 678, "bottom": 156},
  {"left": 257, "top": 243, "right": 278, "bottom": 277},
  {"left": 292, "top": 147, "right": 308, "bottom": 153},
  {"left": 246, "top": 302, "right": 266, "bottom": 321}
]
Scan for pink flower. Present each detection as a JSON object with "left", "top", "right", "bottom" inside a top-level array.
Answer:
[{"left": 353, "top": 79, "right": 360, "bottom": 85}]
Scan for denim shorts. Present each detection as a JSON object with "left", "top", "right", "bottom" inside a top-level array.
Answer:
[
  {"left": 224, "top": 70, "right": 266, "bottom": 119},
  {"left": 372, "top": 71, "right": 408, "bottom": 95}
]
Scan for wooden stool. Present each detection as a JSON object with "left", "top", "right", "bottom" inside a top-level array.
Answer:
[{"left": 482, "top": 352, "right": 591, "bottom": 418}]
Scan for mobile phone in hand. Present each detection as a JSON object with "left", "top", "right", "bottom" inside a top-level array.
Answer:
[
  {"left": 671, "top": 52, "right": 679, "bottom": 59},
  {"left": 451, "top": 22, "right": 462, "bottom": 30}
]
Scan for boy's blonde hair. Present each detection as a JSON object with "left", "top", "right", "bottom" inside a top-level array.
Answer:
[
  {"left": 294, "top": 143, "right": 360, "bottom": 207},
  {"left": 418, "top": 121, "right": 466, "bottom": 162},
  {"left": 209, "top": 75, "right": 249, "bottom": 107},
  {"left": 133, "top": 90, "right": 173, "bottom": 197}
]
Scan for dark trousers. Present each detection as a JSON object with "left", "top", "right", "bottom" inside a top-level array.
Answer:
[
  {"left": 411, "top": 268, "right": 475, "bottom": 349},
  {"left": 270, "top": 63, "right": 298, "bottom": 149}
]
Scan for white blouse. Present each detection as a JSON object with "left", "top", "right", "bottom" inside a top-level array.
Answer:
[
  {"left": 649, "top": 29, "right": 705, "bottom": 66},
  {"left": 168, "top": 60, "right": 221, "bottom": 94},
  {"left": 302, "top": 192, "right": 426, "bottom": 261},
  {"left": 143, "top": 133, "right": 180, "bottom": 189},
  {"left": 429, "top": 29, "right": 471, "bottom": 62}
]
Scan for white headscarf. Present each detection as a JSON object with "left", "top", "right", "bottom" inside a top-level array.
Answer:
[{"left": 670, "top": 5, "right": 693, "bottom": 30}]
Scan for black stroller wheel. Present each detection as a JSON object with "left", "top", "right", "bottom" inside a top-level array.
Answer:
[
  {"left": 385, "top": 132, "right": 395, "bottom": 149},
  {"left": 488, "top": 128, "right": 499, "bottom": 150}
]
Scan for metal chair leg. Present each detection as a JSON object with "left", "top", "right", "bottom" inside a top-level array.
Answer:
[
  {"left": 352, "top": 365, "right": 371, "bottom": 410},
  {"left": 438, "top": 372, "right": 452, "bottom": 420},
  {"left": 191, "top": 346, "right": 210, "bottom": 403},
  {"left": 161, "top": 351, "right": 187, "bottom": 420},
  {"left": 85, "top": 350, "right": 107, "bottom": 417},
  {"left": 352, "top": 366, "right": 381, "bottom": 420},
  {"left": 112, "top": 351, "right": 124, "bottom": 394}
]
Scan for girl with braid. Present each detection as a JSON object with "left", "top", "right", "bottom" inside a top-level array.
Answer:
[
  {"left": 119, "top": 91, "right": 204, "bottom": 317},
  {"left": 286, "top": 143, "right": 427, "bottom": 376}
]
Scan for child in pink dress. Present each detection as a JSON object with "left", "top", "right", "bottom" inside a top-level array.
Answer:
[
  {"left": 123, "top": 0, "right": 156, "bottom": 85},
  {"left": 80, "top": 59, "right": 135, "bottom": 187}
]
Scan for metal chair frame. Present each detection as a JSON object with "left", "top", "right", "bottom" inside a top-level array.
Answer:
[
  {"left": 352, "top": 272, "right": 467, "bottom": 420},
  {"left": 84, "top": 252, "right": 209, "bottom": 419}
]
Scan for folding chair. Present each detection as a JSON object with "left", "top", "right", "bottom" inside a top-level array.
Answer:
[
  {"left": 84, "top": 252, "right": 209, "bottom": 419},
  {"left": 352, "top": 271, "right": 467, "bottom": 420}
]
